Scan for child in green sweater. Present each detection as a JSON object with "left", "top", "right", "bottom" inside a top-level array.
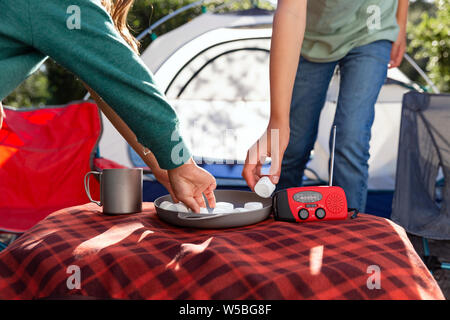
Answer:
[{"left": 0, "top": 0, "right": 216, "bottom": 212}]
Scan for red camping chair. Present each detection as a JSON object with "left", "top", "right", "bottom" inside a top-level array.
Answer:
[{"left": 0, "top": 101, "right": 124, "bottom": 234}]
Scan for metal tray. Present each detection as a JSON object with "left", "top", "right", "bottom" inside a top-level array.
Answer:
[{"left": 154, "top": 190, "right": 272, "bottom": 229}]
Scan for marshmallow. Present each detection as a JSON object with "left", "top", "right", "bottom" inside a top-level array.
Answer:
[
  {"left": 215, "top": 202, "right": 234, "bottom": 211},
  {"left": 212, "top": 207, "right": 228, "bottom": 214},
  {"left": 159, "top": 201, "right": 173, "bottom": 210},
  {"left": 244, "top": 202, "right": 263, "bottom": 210},
  {"left": 254, "top": 176, "right": 276, "bottom": 198},
  {"left": 167, "top": 203, "right": 190, "bottom": 213},
  {"left": 234, "top": 207, "right": 249, "bottom": 213},
  {"left": 199, "top": 207, "right": 210, "bottom": 214}
]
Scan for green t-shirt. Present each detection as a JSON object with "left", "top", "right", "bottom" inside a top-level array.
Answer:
[
  {"left": 302, "top": 0, "right": 400, "bottom": 62},
  {"left": 0, "top": 0, "right": 191, "bottom": 169}
]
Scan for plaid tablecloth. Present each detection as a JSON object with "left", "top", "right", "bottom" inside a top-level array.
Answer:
[{"left": 0, "top": 203, "right": 444, "bottom": 300}]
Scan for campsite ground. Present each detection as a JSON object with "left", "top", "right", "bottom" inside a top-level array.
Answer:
[{"left": 407, "top": 234, "right": 450, "bottom": 299}]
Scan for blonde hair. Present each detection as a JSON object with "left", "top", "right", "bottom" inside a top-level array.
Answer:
[{"left": 101, "top": 0, "right": 140, "bottom": 54}]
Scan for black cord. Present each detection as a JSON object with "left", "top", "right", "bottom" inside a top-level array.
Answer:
[{"left": 348, "top": 208, "right": 359, "bottom": 219}]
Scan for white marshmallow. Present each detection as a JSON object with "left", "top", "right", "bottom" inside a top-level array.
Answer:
[
  {"left": 215, "top": 202, "right": 234, "bottom": 211},
  {"left": 244, "top": 202, "right": 263, "bottom": 210},
  {"left": 199, "top": 207, "right": 210, "bottom": 214},
  {"left": 254, "top": 176, "right": 276, "bottom": 198},
  {"left": 159, "top": 201, "right": 173, "bottom": 210},
  {"left": 212, "top": 207, "right": 229, "bottom": 214},
  {"left": 234, "top": 207, "right": 249, "bottom": 213},
  {"left": 167, "top": 203, "right": 190, "bottom": 213}
]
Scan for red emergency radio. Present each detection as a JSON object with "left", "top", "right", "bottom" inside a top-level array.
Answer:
[{"left": 273, "top": 126, "right": 357, "bottom": 223}]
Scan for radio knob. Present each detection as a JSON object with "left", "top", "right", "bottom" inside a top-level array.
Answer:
[
  {"left": 298, "top": 209, "right": 309, "bottom": 220},
  {"left": 315, "top": 208, "right": 326, "bottom": 219}
]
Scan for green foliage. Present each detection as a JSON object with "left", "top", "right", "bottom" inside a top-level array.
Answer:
[
  {"left": 399, "top": 0, "right": 434, "bottom": 85},
  {"left": 44, "top": 59, "right": 87, "bottom": 105},
  {"left": 4, "top": 59, "right": 88, "bottom": 108},
  {"left": 3, "top": 68, "right": 49, "bottom": 108},
  {"left": 407, "top": 0, "right": 450, "bottom": 92}
]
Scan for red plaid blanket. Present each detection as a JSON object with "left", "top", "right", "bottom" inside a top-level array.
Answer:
[{"left": 0, "top": 203, "right": 444, "bottom": 300}]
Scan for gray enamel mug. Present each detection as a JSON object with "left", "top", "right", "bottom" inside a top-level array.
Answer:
[{"left": 84, "top": 168, "right": 143, "bottom": 215}]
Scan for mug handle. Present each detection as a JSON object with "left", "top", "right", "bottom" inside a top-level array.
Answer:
[{"left": 84, "top": 171, "right": 102, "bottom": 206}]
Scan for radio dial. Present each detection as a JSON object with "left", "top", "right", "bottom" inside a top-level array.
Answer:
[
  {"left": 315, "top": 208, "right": 326, "bottom": 219},
  {"left": 298, "top": 209, "right": 309, "bottom": 220}
]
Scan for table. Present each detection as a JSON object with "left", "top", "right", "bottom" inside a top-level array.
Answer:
[{"left": 0, "top": 203, "right": 444, "bottom": 299}]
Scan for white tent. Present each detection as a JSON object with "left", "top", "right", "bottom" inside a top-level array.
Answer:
[{"left": 98, "top": 8, "right": 417, "bottom": 191}]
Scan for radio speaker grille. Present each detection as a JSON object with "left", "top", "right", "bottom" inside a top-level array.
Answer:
[{"left": 326, "top": 192, "right": 345, "bottom": 214}]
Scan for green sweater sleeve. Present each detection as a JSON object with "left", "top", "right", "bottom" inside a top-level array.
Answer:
[{"left": 28, "top": 0, "right": 191, "bottom": 169}]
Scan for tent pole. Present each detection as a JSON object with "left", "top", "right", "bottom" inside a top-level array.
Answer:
[
  {"left": 403, "top": 53, "right": 440, "bottom": 94},
  {"left": 137, "top": 0, "right": 209, "bottom": 41},
  {"left": 136, "top": 0, "right": 277, "bottom": 41}
]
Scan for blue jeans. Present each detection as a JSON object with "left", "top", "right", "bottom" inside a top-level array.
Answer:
[{"left": 277, "top": 40, "right": 392, "bottom": 212}]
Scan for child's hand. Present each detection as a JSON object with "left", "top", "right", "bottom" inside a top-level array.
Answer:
[
  {"left": 242, "top": 120, "right": 290, "bottom": 191},
  {"left": 167, "top": 158, "right": 217, "bottom": 213},
  {"left": 389, "top": 27, "right": 406, "bottom": 69}
]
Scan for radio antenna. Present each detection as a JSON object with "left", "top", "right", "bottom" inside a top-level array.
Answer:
[{"left": 329, "top": 125, "right": 337, "bottom": 187}]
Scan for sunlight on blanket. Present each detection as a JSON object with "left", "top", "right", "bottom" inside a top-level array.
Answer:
[
  {"left": 138, "top": 230, "right": 154, "bottom": 243},
  {"left": 21, "top": 229, "right": 56, "bottom": 250},
  {"left": 310, "top": 245, "right": 324, "bottom": 275},
  {"left": 72, "top": 222, "right": 150, "bottom": 258},
  {"left": 166, "top": 237, "right": 214, "bottom": 271}
]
